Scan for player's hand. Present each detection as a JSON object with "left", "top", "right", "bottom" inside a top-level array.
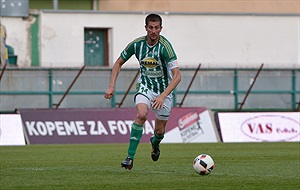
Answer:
[
  {"left": 104, "top": 87, "right": 114, "bottom": 100},
  {"left": 151, "top": 95, "right": 166, "bottom": 109}
]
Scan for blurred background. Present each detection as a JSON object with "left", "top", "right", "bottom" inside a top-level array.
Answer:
[{"left": 0, "top": 0, "right": 299, "bottom": 112}]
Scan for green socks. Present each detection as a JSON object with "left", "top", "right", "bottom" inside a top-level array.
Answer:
[
  {"left": 127, "top": 124, "right": 165, "bottom": 160},
  {"left": 127, "top": 123, "right": 143, "bottom": 160},
  {"left": 151, "top": 131, "right": 164, "bottom": 147}
]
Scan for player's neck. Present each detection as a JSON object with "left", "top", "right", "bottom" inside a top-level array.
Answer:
[{"left": 147, "top": 36, "right": 159, "bottom": 46}]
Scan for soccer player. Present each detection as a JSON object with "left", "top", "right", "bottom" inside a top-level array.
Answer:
[
  {"left": 0, "top": 20, "right": 8, "bottom": 65},
  {"left": 104, "top": 13, "right": 181, "bottom": 170}
]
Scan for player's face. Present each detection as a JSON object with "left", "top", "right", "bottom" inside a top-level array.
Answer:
[{"left": 145, "top": 21, "right": 162, "bottom": 45}]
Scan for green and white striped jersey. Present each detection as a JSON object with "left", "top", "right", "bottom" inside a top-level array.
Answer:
[{"left": 121, "top": 35, "right": 179, "bottom": 95}]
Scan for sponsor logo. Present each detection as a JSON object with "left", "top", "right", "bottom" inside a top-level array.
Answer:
[
  {"left": 178, "top": 112, "right": 204, "bottom": 142},
  {"left": 141, "top": 57, "right": 158, "bottom": 68},
  {"left": 240, "top": 115, "right": 300, "bottom": 141},
  {"left": 140, "top": 57, "right": 163, "bottom": 78},
  {"left": 144, "top": 70, "right": 163, "bottom": 78},
  {"left": 121, "top": 50, "right": 127, "bottom": 57}
]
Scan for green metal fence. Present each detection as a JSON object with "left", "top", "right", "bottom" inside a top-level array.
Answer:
[{"left": 0, "top": 67, "right": 299, "bottom": 112}]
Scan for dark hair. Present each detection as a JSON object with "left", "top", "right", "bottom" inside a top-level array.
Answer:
[{"left": 145, "top": 13, "right": 162, "bottom": 26}]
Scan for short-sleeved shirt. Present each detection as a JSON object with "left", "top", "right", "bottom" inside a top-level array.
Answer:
[
  {"left": 121, "top": 35, "right": 179, "bottom": 96},
  {"left": 0, "top": 25, "right": 8, "bottom": 64}
]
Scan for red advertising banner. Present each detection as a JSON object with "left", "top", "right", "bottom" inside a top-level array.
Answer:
[{"left": 19, "top": 108, "right": 219, "bottom": 144}]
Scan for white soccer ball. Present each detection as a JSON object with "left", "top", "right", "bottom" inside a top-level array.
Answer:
[{"left": 193, "top": 154, "right": 214, "bottom": 175}]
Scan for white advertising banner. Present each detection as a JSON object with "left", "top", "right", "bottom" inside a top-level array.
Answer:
[
  {"left": 0, "top": 114, "right": 26, "bottom": 145},
  {"left": 217, "top": 112, "right": 300, "bottom": 142},
  {"left": 163, "top": 110, "right": 219, "bottom": 143}
]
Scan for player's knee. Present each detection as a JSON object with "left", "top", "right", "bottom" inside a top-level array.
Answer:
[{"left": 136, "top": 110, "right": 148, "bottom": 122}]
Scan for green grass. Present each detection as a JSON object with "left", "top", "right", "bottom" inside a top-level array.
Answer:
[{"left": 0, "top": 143, "right": 299, "bottom": 190}]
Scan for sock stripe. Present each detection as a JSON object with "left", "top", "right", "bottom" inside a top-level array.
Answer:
[
  {"left": 132, "top": 123, "right": 143, "bottom": 130},
  {"left": 154, "top": 131, "right": 164, "bottom": 139}
]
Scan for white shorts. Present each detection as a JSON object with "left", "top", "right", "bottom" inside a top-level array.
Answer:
[{"left": 134, "top": 84, "right": 172, "bottom": 121}]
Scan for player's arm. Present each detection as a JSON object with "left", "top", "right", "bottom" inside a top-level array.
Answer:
[
  {"left": 162, "top": 67, "right": 181, "bottom": 98},
  {"left": 104, "top": 57, "right": 126, "bottom": 99},
  {"left": 152, "top": 66, "right": 181, "bottom": 109}
]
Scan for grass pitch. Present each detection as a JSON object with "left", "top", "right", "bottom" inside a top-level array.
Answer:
[{"left": 0, "top": 142, "right": 299, "bottom": 190}]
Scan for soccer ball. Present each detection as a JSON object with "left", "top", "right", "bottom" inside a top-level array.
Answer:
[{"left": 193, "top": 154, "right": 214, "bottom": 175}]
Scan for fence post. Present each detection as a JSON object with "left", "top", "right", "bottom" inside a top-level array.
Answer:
[
  {"left": 0, "top": 63, "right": 7, "bottom": 82},
  {"left": 238, "top": 63, "right": 264, "bottom": 111},
  {"left": 55, "top": 66, "right": 85, "bottom": 109},
  {"left": 178, "top": 63, "right": 201, "bottom": 107},
  {"left": 117, "top": 70, "right": 140, "bottom": 108}
]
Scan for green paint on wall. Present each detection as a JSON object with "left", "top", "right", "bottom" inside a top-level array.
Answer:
[
  {"left": 29, "top": 0, "right": 93, "bottom": 10},
  {"left": 31, "top": 15, "right": 39, "bottom": 66},
  {"left": 30, "top": 0, "right": 53, "bottom": 9}
]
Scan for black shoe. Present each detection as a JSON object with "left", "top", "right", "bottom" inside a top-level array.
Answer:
[
  {"left": 121, "top": 157, "right": 133, "bottom": 170},
  {"left": 150, "top": 137, "right": 160, "bottom": 161}
]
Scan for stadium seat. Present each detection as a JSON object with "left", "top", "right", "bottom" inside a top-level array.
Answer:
[{"left": 6, "top": 45, "right": 17, "bottom": 65}]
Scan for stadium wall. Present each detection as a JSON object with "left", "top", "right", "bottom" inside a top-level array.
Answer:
[
  {"left": 98, "top": 0, "right": 299, "bottom": 14},
  {"left": 1, "top": 11, "right": 299, "bottom": 68}
]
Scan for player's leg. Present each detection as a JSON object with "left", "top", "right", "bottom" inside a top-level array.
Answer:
[
  {"left": 121, "top": 94, "right": 150, "bottom": 170},
  {"left": 150, "top": 118, "right": 167, "bottom": 161},
  {"left": 127, "top": 103, "right": 148, "bottom": 159},
  {"left": 150, "top": 96, "right": 172, "bottom": 161}
]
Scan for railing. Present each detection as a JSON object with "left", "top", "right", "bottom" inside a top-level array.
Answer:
[{"left": 0, "top": 67, "right": 299, "bottom": 112}]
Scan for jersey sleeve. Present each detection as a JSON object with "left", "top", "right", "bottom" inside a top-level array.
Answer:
[
  {"left": 120, "top": 40, "right": 135, "bottom": 62},
  {"left": 168, "top": 60, "right": 179, "bottom": 70},
  {"left": 160, "top": 36, "right": 179, "bottom": 69}
]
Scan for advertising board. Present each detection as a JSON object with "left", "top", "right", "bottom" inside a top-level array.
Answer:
[
  {"left": 217, "top": 112, "right": 300, "bottom": 142},
  {"left": 19, "top": 108, "right": 219, "bottom": 144},
  {"left": 0, "top": 114, "right": 26, "bottom": 145}
]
